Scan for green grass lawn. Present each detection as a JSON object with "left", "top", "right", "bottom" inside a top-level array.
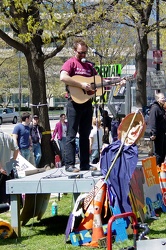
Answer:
[{"left": 0, "top": 194, "right": 166, "bottom": 250}]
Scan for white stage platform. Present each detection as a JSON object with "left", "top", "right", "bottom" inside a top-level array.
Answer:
[{"left": 6, "top": 166, "right": 102, "bottom": 237}]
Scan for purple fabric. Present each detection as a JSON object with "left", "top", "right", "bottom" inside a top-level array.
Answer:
[
  {"left": 101, "top": 140, "right": 138, "bottom": 213},
  {"left": 65, "top": 213, "right": 74, "bottom": 241}
]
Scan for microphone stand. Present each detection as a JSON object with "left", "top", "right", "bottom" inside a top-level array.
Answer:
[
  {"left": 92, "top": 64, "right": 100, "bottom": 163},
  {"left": 98, "top": 53, "right": 107, "bottom": 143}
]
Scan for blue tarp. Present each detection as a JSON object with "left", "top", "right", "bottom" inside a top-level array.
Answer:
[{"left": 100, "top": 140, "right": 138, "bottom": 213}]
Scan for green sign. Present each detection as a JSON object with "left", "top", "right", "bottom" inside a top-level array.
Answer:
[{"left": 95, "top": 64, "right": 122, "bottom": 77}]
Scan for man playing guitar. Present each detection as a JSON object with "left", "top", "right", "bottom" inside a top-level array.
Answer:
[
  {"left": 60, "top": 38, "right": 98, "bottom": 172},
  {"left": 60, "top": 38, "right": 125, "bottom": 172}
]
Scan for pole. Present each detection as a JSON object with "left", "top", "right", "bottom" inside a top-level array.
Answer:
[
  {"left": 18, "top": 51, "right": 21, "bottom": 115},
  {"left": 92, "top": 66, "right": 101, "bottom": 161},
  {"left": 156, "top": 0, "right": 160, "bottom": 71}
]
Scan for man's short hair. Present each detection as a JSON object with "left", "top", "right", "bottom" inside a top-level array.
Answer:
[
  {"left": 73, "top": 38, "right": 88, "bottom": 50},
  {"left": 21, "top": 112, "right": 31, "bottom": 121}
]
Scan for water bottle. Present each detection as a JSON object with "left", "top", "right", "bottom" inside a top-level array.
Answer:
[{"left": 51, "top": 201, "right": 58, "bottom": 216}]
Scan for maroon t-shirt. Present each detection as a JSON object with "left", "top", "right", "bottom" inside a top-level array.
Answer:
[{"left": 60, "top": 57, "right": 97, "bottom": 77}]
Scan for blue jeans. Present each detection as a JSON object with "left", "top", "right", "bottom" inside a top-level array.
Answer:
[
  {"left": 58, "top": 137, "right": 66, "bottom": 166},
  {"left": 33, "top": 143, "right": 42, "bottom": 167},
  {"left": 20, "top": 148, "right": 30, "bottom": 161},
  {"left": 65, "top": 100, "right": 93, "bottom": 168},
  {"left": 90, "top": 149, "right": 99, "bottom": 163}
]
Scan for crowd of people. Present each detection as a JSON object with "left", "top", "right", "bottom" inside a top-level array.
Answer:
[{"left": 12, "top": 112, "right": 43, "bottom": 168}]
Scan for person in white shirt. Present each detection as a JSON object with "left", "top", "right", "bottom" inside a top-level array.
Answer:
[
  {"left": 89, "top": 117, "right": 104, "bottom": 164},
  {"left": 0, "top": 130, "right": 19, "bottom": 204}
]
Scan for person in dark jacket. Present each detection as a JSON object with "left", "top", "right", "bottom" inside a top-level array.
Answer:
[
  {"left": 101, "top": 110, "right": 112, "bottom": 132},
  {"left": 100, "top": 109, "right": 112, "bottom": 144},
  {"left": 149, "top": 92, "right": 166, "bottom": 167},
  {"left": 111, "top": 117, "right": 120, "bottom": 142},
  {"left": 30, "top": 115, "right": 44, "bottom": 167}
]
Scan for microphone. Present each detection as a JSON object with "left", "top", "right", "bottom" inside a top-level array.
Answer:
[
  {"left": 92, "top": 49, "right": 103, "bottom": 58},
  {"left": 81, "top": 58, "right": 95, "bottom": 65}
]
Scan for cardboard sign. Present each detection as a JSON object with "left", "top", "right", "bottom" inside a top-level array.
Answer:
[
  {"left": 16, "top": 154, "right": 45, "bottom": 178},
  {"left": 130, "top": 166, "right": 146, "bottom": 222},
  {"left": 142, "top": 156, "right": 159, "bottom": 186},
  {"left": 142, "top": 156, "right": 166, "bottom": 217}
]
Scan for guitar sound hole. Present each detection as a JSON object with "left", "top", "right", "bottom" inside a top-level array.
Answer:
[
  {"left": 82, "top": 89, "right": 96, "bottom": 95},
  {"left": 87, "top": 90, "right": 96, "bottom": 95}
]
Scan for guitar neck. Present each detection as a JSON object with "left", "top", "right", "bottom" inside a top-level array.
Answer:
[{"left": 102, "top": 77, "right": 122, "bottom": 87}]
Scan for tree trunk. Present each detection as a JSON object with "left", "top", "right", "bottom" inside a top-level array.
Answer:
[
  {"left": 25, "top": 50, "right": 54, "bottom": 167},
  {"left": 135, "top": 28, "right": 149, "bottom": 109}
]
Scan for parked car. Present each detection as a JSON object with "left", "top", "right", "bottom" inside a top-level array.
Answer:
[{"left": 0, "top": 107, "right": 19, "bottom": 125}]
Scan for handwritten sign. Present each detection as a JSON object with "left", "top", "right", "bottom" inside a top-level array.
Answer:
[{"left": 16, "top": 154, "right": 37, "bottom": 178}]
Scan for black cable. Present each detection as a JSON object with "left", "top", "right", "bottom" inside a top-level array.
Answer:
[{"left": 30, "top": 176, "right": 44, "bottom": 232}]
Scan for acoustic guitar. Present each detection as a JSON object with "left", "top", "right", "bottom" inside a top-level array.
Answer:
[{"left": 68, "top": 75, "right": 125, "bottom": 104}]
